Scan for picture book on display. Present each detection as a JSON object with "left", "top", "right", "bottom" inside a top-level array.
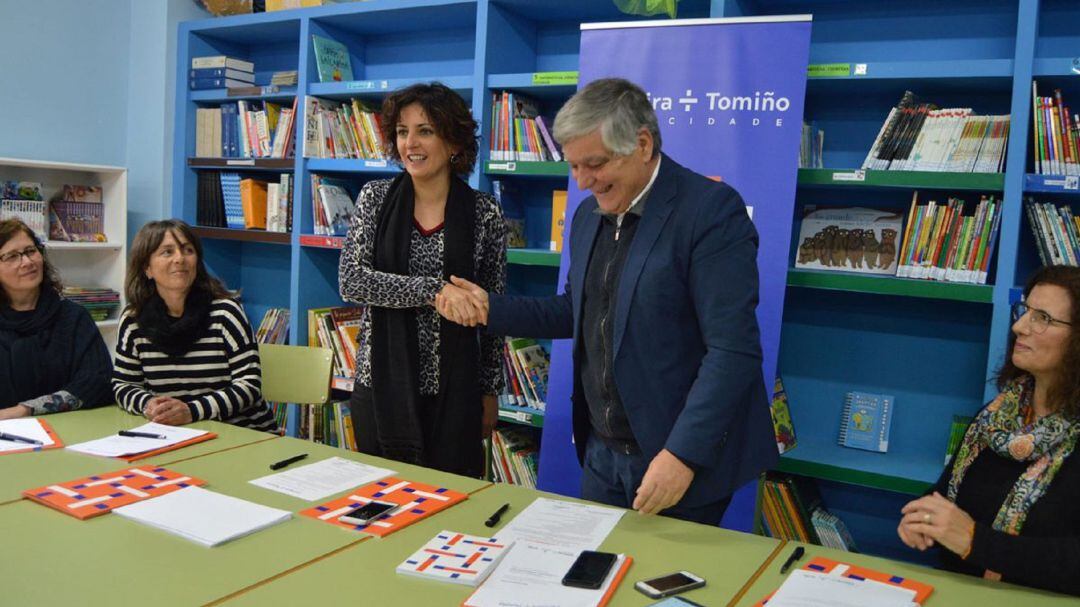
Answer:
[
  {"left": 795, "top": 207, "right": 904, "bottom": 275},
  {"left": 770, "top": 376, "right": 796, "bottom": 454},
  {"left": 396, "top": 530, "right": 513, "bottom": 586},
  {"left": 312, "top": 35, "right": 353, "bottom": 82},
  {"left": 299, "top": 477, "right": 467, "bottom": 537},
  {"left": 838, "top": 391, "right": 894, "bottom": 453},
  {"left": 23, "top": 466, "right": 207, "bottom": 520}
]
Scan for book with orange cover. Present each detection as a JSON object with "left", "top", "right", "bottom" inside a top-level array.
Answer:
[
  {"left": 119, "top": 431, "right": 218, "bottom": 462},
  {"left": 240, "top": 178, "right": 268, "bottom": 229},
  {"left": 754, "top": 556, "right": 934, "bottom": 606},
  {"left": 299, "top": 477, "right": 467, "bottom": 538},
  {"left": 0, "top": 418, "right": 63, "bottom": 455},
  {"left": 22, "top": 465, "right": 207, "bottom": 520}
]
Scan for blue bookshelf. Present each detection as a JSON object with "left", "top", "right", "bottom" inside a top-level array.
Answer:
[{"left": 171, "top": 0, "right": 1065, "bottom": 565}]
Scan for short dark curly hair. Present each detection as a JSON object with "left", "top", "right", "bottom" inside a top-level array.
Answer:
[{"left": 380, "top": 82, "right": 479, "bottom": 176}]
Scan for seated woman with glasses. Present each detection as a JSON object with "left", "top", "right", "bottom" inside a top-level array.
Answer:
[
  {"left": 897, "top": 265, "right": 1080, "bottom": 596},
  {"left": 0, "top": 219, "right": 113, "bottom": 421},
  {"left": 113, "top": 220, "right": 277, "bottom": 431}
]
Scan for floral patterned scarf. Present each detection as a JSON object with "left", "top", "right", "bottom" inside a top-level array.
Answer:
[{"left": 948, "top": 376, "right": 1080, "bottom": 539}]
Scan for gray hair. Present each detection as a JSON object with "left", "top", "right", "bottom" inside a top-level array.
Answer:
[{"left": 552, "top": 78, "right": 662, "bottom": 158}]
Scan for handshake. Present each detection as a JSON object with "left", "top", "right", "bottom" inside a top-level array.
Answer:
[{"left": 435, "top": 275, "right": 489, "bottom": 327}]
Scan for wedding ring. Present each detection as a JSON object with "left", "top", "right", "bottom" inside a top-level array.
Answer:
[{"left": 923, "top": 513, "right": 931, "bottom": 523}]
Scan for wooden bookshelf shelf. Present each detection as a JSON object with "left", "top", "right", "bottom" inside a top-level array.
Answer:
[
  {"left": 1023, "top": 173, "right": 1080, "bottom": 194},
  {"left": 308, "top": 76, "right": 472, "bottom": 100},
  {"left": 498, "top": 404, "right": 545, "bottom": 428},
  {"left": 189, "top": 86, "right": 297, "bottom": 103},
  {"left": 299, "top": 234, "right": 344, "bottom": 249},
  {"left": 797, "top": 168, "right": 1005, "bottom": 191},
  {"left": 484, "top": 160, "right": 569, "bottom": 177},
  {"left": 305, "top": 158, "right": 399, "bottom": 174},
  {"left": 487, "top": 72, "right": 578, "bottom": 101},
  {"left": 45, "top": 241, "right": 123, "bottom": 251},
  {"left": 806, "top": 59, "right": 1012, "bottom": 82},
  {"left": 191, "top": 226, "right": 291, "bottom": 245},
  {"left": 187, "top": 158, "right": 294, "bottom": 171},
  {"left": 506, "top": 248, "right": 561, "bottom": 267},
  {"left": 786, "top": 269, "right": 993, "bottom": 303},
  {"left": 775, "top": 455, "right": 933, "bottom": 495}
]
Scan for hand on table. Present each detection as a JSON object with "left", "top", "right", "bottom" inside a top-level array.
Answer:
[{"left": 144, "top": 396, "right": 193, "bottom": 426}]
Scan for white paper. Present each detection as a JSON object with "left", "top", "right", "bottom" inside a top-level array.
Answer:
[
  {"left": 464, "top": 541, "right": 625, "bottom": 607},
  {"left": 766, "top": 569, "right": 918, "bottom": 607},
  {"left": 113, "top": 486, "right": 291, "bottom": 547},
  {"left": 495, "top": 497, "right": 624, "bottom": 552},
  {"left": 0, "top": 418, "right": 55, "bottom": 452},
  {"left": 248, "top": 456, "right": 395, "bottom": 501},
  {"left": 66, "top": 422, "right": 208, "bottom": 458}
]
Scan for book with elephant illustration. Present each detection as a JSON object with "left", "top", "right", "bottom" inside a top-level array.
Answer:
[
  {"left": 838, "top": 391, "right": 894, "bottom": 453},
  {"left": 795, "top": 207, "right": 904, "bottom": 275}
]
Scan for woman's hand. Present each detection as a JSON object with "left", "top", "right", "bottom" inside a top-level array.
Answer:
[
  {"left": 481, "top": 394, "right": 498, "bottom": 440},
  {"left": 0, "top": 404, "right": 30, "bottom": 420},
  {"left": 435, "top": 283, "right": 484, "bottom": 327},
  {"left": 144, "top": 396, "right": 193, "bottom": 426},
  {"left": 899, "top": 492, "right": 976, "bottom": 556}
]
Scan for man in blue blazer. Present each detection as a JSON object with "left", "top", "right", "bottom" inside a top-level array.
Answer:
[{"left": 439, "top": 78, "right": 777, "bottom": 525}]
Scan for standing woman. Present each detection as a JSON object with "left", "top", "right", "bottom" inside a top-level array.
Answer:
[
  {"left": 0, "top": 219, "right": 112, "bottom": 420},
  {"left": 113, "top": 220, "right": 277, "bottom": 432},
  {"left": 898, "top": 265, "right": 1080, "bottom": 596},
  {"left": 338, "top": 82, "right": 506, "bottom": 477}
]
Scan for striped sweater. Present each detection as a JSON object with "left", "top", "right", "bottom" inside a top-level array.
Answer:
[{"left": 113, "top": 298, "right": 278, "bottom": 432}]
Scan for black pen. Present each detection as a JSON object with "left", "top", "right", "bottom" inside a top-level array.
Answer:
[
  {"left": 0, "top": 431, "right": 43, "bottom": 445},
  {"left": 270, "top": 453, "right": 308, "bottom": 470},
  {"left": 118, "top": 430, "right": 167, "bottom": 440},
  {"left": 779, "top": 545, "right": 805, "bottom": 574},
  {"left": 485, "top": 502, "right": 510, "bottom": 527}
]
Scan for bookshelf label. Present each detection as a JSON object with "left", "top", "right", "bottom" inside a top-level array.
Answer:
[
  {"left": 832, "top": 170, "right": 866, "bottom": 182},
  {"left": 363, "top": 159, "right": 388, "bottom": 168},
  {"left": 488, "top": 162, "right": 517, "bottom": 172},
  {"left": 532, "top": 71, "right": 578, "bottom": 86},
  {"left": 807, "top": 63, "right": 850, "bottom": 78},
  {"left": 346, "top": 80, "right": 390, "bottom": 91},
  {"left": 854, "top": 63, "right": 868, "bottom": 76},
  {"left": 1042, "top": 176, "right": 1080, "bottom": 191},
  {"left": 226, "top": 159, "right": 256, "bottom": 166}
]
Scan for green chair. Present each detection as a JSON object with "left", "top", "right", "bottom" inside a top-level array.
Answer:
[{"left": 258, "top": 344, "right": 335, "bottom": 405}]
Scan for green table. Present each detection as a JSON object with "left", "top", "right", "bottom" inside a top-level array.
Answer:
[
  {"left": 1, "top": 431, "right": 489, "bottom": 606},
  {"left": 732, "top": 542, "right": 1079, "bottom": 607},
  {"left": 0, "top": 406, "right": 277, "bottom": 504},
  {"left": 214, "top": 483, "right": 784, "bottom": 606}
]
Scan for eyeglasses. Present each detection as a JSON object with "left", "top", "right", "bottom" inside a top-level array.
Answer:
[
  {"left": 0, "top": 245, "right": 42, "bottom": 266},
  {"left": 1012, "top": 302, "right": 1073, "bottom": 334}
]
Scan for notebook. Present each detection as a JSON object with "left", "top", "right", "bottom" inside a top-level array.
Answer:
[
  {"left": 754, "top": 556, "right": 933, "bottom": 606},
  {"left": 0, "top": 418, "right": 62, "bottom": 454},
  {"left": 396, "top": 530, "right": 512, "bottom": 587},
  {"left": 113, "top": 486, "right": 291, "bottom": 547},
  {"left": 299, "top": 477, "right": 467, "bottom": 538},
  {"left": 838, "top": 391, "right": 894, "bottom": 453},
  {"left": 66, "top": 422, "right": 216, "bottom": 461},
  {"left": 23, "top": 465, "right": 207, "bottom": 520}
]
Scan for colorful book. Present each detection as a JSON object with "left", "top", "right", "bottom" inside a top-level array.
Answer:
[
  {"left": 838, "top": 390, "right": 894, "bottom": 453},
  {"left": 396, "top": 530, "right": 513, "bottom": 586},
  {"left": 311, "top": 35, "right": 353, "bottom": 82},
  {"left": 23, "top": 466, "right": 207, "bottom": 520},
  {"left": 550, "top": 190, "right": 567, "bottom": 252},
  {"left": 770, "top": 377, "right": 796, "bottom": 455},
  {"left": 754, "top": 557, "right": 933, "bottom": 606},
  {"left": 794, "top": 207, "right": 904, "bottom": 275},
  {"left": 299, "top": 477, "right": 468, "bottom": 538}
]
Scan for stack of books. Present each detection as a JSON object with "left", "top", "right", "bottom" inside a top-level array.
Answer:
[
  {"left": 271, "top": 70, "right": 298, "bottom": 87},
  {"left": 302, "top": 97, "right": 385, "bottom": 160},
  {"left": 490, "top": 91, "right": 561, "bottom": 162},
  {"left": 895, "top": 192, "right": 1002, "bottom": 284},
  {"left": 62, "top": 287, "right": 120, "bottom": 322},
  {"left": 499, "top": 337, "right": 549, "bottom": 412},
  {"left": 307, "top": 306, "right": 361, "bottom": 379},
  {"left": 490, "top": 427, "right": 538, "bottom": 488},
  {"left": 1032, "top": 82, "right": 1080, "bottom": 176},
  {"left": 1025, "top": 198, "right": 1080, "bottom": 267},
  {"left": 861, "top": 91, "right": 1009, "bottom": 173},
  {"left": 194, "top": 98, "right": 297, "bottom": 159},
  {"left": 189, "top": 55, "right": 255, "bottom": 90},
  {"left": 759, "top": 473, "right": 857, "bottom": 552}
]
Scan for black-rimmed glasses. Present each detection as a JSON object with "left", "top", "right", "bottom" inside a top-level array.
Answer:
[{"left": 0, "top": 245, "right": 42, "bottom": 266}]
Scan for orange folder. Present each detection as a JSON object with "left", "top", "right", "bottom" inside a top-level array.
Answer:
[
  {"left": 240, "top": 178, "right": 268, "bottom": 229},
  {"left": 299, "top": 476, "right": 467, "bottom": 538},
  {"left": 755, "top": 556, "right": 934, "bottom": 606},
  {"left": 23, "top": 465, "right": 207, "bottom": 520},
  {"left": 0, "top": 418, "right": 63, "bottom": 455}
]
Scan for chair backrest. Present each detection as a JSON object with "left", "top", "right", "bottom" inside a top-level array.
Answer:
[{"left": 258, "top": 344, "right": 334, "bottom": 405}]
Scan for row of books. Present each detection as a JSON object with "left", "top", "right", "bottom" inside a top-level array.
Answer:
[
  {"left": 1025, "top": 198, "right": 1080, "bottom": 267},
  {"left": 194, "top": 99, "right": 297, "bottom": 159},
  {"left": 310, "top": 175, "right": 356, "bottom": 236},
  {"left": 799, "top": 122, "right": 824, "bottom": 169},
  {"left": 490, "top": 91, "right": 561, "bottom": 162},
  {"left": 1031, "top": 82, "right": 1080, "bottom": 176},
  {"left": 269, "top": 402, "right": 357, "bottom": 450},
  {"left": 862, "top": 91, "right": 1009, "bottom": 173},
  {"left": 63, "top": 287, "right": 120, "bottom": 322},
  {"left": 307, "top": 306, "right": 362, "bottom": 379},
  {"left": 896, "top": 193, "right": 1002, "bottom": 284},
  {"left": 499, "top": 337, "right": 549, "bottom": 411},
  {"left": 2, "top": 183, "right": 105, "bottom": 243},
  {"left": 760, "top": 473, "right": 857, "bottom": 552},
  {"left": 255, "top": 307, "right": 290, "bottom": 345},
  {"left": 196, "top": 172, "right": 292, "bottom": 232},
  {"left": 489, "top": 427, "right": 539, "bottom": 488},
  {"left": 189, "top": 55, "right": 255, "bottom": 90},
  {"left": 302, "top": 97, "right": 386, "bottom": 160}
]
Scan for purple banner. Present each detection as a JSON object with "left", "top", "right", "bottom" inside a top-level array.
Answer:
[{"left": 537, "top": 17, "right": 811, "bottom": 531}]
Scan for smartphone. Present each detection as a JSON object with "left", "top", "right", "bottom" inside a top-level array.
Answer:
[
  {"left": 561, "top": 550, "right": 618, "bottom": 589},
  {"left": 634, "top": 571, "right": 706, "bottom": 599},
  {"left": 338, "top": 500, "right": 398, "bottom": 526}
]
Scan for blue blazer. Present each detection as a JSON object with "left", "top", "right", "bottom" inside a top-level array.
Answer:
[{"left": 487, "top": 155, "right": 778, "bottom": 506}]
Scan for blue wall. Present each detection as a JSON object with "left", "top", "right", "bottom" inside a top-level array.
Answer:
[{"left": 0, "top": 0, "right": 208, "bottom": 242}]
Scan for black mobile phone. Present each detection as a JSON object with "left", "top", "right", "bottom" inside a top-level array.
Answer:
[
  {"left": 338, "top": 500, "right": 398, "bottom": 526},
  {"left": 562, "top": 550, "right": 618, "bottom": 589}
]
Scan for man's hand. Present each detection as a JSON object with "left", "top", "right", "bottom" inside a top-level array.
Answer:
[
  {"left": 144, "top": 396, "right": 193, "bottom": 426},
  {"left": 632, "top": 449, "right": 695, "bottom": 515},
  {"left": 481, "top": 394, "right": 498, "bottom": 440},
  {"left": 435, "top": 282, "right": 485, "bottom": 327}
]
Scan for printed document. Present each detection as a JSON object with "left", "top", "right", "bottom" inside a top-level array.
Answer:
[{"left": 249, "top": 456, "right": 395, "bottom": 501}]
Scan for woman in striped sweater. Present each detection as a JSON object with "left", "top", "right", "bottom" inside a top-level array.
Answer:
[{"left": 113, "top": 219, "right": 277, "bottom": 432}]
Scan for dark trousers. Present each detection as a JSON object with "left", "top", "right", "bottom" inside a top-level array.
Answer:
[{"left": 580, "top": 434, "right": 730, "bottom": 526}]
